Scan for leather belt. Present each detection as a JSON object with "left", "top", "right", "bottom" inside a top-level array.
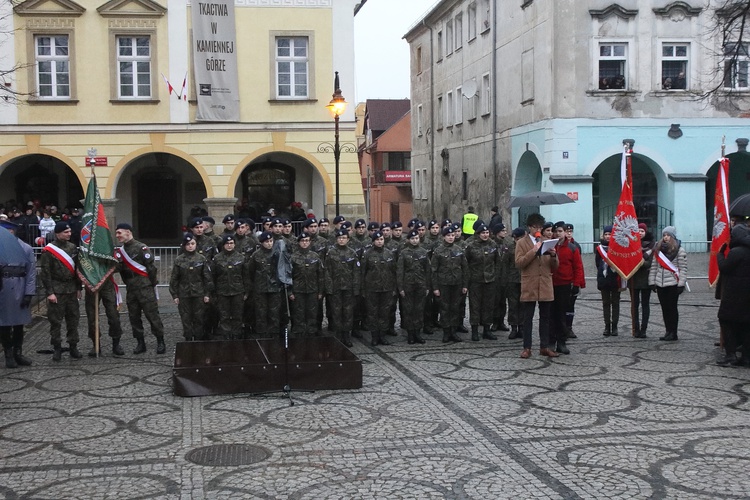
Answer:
[{"left": 1, "top": 266, "right": 27, "bottom": 278}]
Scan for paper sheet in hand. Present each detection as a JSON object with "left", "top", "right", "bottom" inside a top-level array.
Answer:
[{"left": 539, "top": 239, "right": 558, "bottom": 255}]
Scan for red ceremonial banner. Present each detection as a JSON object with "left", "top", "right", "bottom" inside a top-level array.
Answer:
[
  {"left": 709, "top": 156, "right": 730, "bottom": 287},
  {"left": 608, "top": 149, "right": 643, "bottom": 280}
]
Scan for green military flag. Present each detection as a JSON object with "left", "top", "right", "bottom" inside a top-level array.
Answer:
[{"left": 77, "top": 175, "right": 117, "bottom": 292}]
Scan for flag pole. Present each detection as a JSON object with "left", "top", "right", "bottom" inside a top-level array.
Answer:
[
  {"left": 624, "top": 140, "right": 638, "bottom": 338},
  {"left": 94, "top": 291, "right": 100, "bottom": 358}
]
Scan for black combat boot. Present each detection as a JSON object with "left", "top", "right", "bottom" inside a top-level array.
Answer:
[
  {"left": 407, "top": 330, "right": 415, "bottom": 345},
  {"left": 156, "top": 338, "right": 166, "bottom": 354},
  {"left": 12, "top": 331, "right": 32, "bottom": 366},
  {"left": 482, "top": 325, "right": 498, "bottom": 340},
  {"left": 508, "top": 325, "right": 520, "bottom": 340},
  {"left": 442, "top": 328, "right": 452, "bottom": 343},
  {"left": 380, "top": 331, "right": 391, "bottom": 346},
  {"left": 52, "top": 343, "right": 63, "bottom": 362},
  {"left": 603, "top": 322, "right": 611, "bottom": 337},
  {"left": 4, "top": 346, "right": 18, "bottom": 368},
  {"left": 449, "top": 329, "right": 464, "bottom": 343},
  {"left": 413, "top": 330, "right": 426, "bottom": 344},
  {"left": 371, "top": 331, "right": 379, "bottom": 347},
  {"left": 610, "top": 323, "right": 619, "bottom": 336},
  {"left": 342, "top": 331, "right": 353, "bottom": 348},
  {"left": 112, "top": 338, "right": 124, "bottom": 356},
  {"left": 69, "top": 344, "right": 82, "bottom": 359},
  {"left": 496, "top": 323, "right": 510, "bottom": 332},
  {"left": 133, "top": 337, "right": 147, "bottom": 354},
  {"left": 471, "top": 325, "right": 480, "bottom": 341}
]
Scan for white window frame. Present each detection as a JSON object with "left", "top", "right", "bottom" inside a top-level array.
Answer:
[
  {"left": 481, "top": 72, "right": 491, "bottom": 116},
  {"left": 455, "top": 13, "right": 463, "bottom": 51},
  {"left": 480, "top": 0, "right": 491, "bottom": 33},
  {"left": 467, "top": 78, "right": 478, "bottom": 120},
  {"left": 723, "top": 42, "right": 750, "bottom": 90},
  {"left": 34, "top": 34, "right": 70, "bottom": 99},
  {"left": 660, "top": 41, "right": 689, "bottom": 90},
  {"left": 446, "top": 90, "right": 454, "bottom": 127},
  {"left": 596, "top": 40, "right": 630, "bottom": 90},
  {"left": 437, "top": 30, "right": 443, "bottom": 61},
  {"left": 446, "top": 20, "right": 454, "bottom": 56},
  {"left": 455, "top": 86, "right": 463, "bottom": 124},
  {"left": 116, "top": 35, "right": 152, "bottom": 99},
  {"left": 275, "top": 36, "right": 309, "bottom": 99},
  {"left": 421, "top": 168, "right": 427, "bottom": 200},
  {"left": 413, "top": 169, "right": 421, "bottom": 199},
  {"left": 468, "top": 3, "right": 477, "bottom": 41}
]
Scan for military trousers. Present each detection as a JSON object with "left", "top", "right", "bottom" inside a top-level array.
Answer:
[
  {"left": 216, "top": 294, "right": 244, "bottom": 340},
  {"left": 178, "top": 296, "right": 205, "bottom": 340},
  {"left": 437, "top": 284, "right": 463, "bottom": 329},
  {"left": 48, "top": 292, "right": 80, "bottom": 346},
  {"left": 126, "top": 286, "right": 164, "bottom": 340},
  {"left": 291, "top": 292, "right": 320, "bottom": 337},
  {"left": 255, "top": 291, "right": 283, "bottom": 337},
  {"left": 505, "top": 282, "right": 522, "bottom": 326},
  {"left": 329, "top": 290, "right": 355, "bottom": 333},
  {"left": 494, "top": 280, "right": 508, "bottom": 325},
  {"left": 468, "top": 281, "right": 496, "bottom": 326},
  {"left": 551, "top": 284, "right": 572, "bottom": 344},
  {"left": 401, "top": 288, "right": 428, "bottom": 331},
  {"left": 85, "top": 285, "right": 122, "bottom": 341},
  {"left": 365, "top": 290, "right": 395, "bottom": 333}
]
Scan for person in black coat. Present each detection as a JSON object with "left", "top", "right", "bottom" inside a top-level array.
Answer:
[
  {"left": 716, "top": 223, "right": 750, "bottom": 366},
  {"left": 631, "top": 223, "right": 655, "bottom": 338},
  {"left": 595, "top": 225, "right": 621, "bottom": 336}
]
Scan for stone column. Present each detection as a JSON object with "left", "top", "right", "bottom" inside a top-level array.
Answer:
[
  {"left": 204, "top": 197, "right": 238, "bottom": 222},
  {"left": 101, "top": 198, "right": 118, "bottom": 232}
]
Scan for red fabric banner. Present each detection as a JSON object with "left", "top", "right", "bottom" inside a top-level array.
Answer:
[
  {"left": 709, "top": 156, "right": 730, "bottom": 287},
  {"left": 608, "top": 148, "right": 643, "bottom": 280}
]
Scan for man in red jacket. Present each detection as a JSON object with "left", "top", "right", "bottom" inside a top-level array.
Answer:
[{"left": 550, "top": 221, "right": 585, "bottom": 354}]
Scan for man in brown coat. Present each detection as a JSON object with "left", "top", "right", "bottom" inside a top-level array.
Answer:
[{"left": 515, "top": 213, "right": 559, "bottom": 359}]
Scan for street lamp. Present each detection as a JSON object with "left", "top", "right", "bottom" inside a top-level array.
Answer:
[{"left": 325, "top": 71, "right": 348, "bottom": 216}]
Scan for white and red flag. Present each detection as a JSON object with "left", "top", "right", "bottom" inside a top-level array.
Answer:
[
  {"left": 709, "top": 155, "right": 730, "bottom": 286},
  {"left": 608, "top": 144, "right": 644, "bottom": 280}
]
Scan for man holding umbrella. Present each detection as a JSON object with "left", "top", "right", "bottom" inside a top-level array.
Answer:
[{"left": 0, "top": 220, "right": 36, "bottom": 368}]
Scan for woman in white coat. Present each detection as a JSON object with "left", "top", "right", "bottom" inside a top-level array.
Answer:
[{"left": 648, "top": 226, "right": 688, "bottom": 341}]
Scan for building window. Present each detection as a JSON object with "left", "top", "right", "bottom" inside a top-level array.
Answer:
[
  {"left": 467, "top": 79, "right": 477, "bottom": 120},
  {"left": 416, "top": 45, "right": 423, "bottom": 74},
  {"left": 117, "top": 36, "right": 151, "bottom": 98},
  {"left": 387, "top": 152, "right": 410, "bottom": 171},
  {"left": 598, "top": 43, "right": 627, "bottom": 90},
  {"left": 661, "top": 43, "right": 688, "bottom": 90},
  {"left": 462, "top": 171, "right": 468, "bottom": 200},
  {"left": 481, "top": 72, "right": 491, "bottom": 116},
  {"left": 437, "top": 94, "right": 443, "bottom": 129},
  {"left": 276, "top": 36, "right": 308, "bottom": 98},
  {"left": 455, "top": 86, "right": 463, "bottom": 124},
  {"left": 446, "top": 90, "right": 454, "bottom": 126},
  {"left": 480, "top": 0, "right": 491, "bottom": 33},
  {"left": 446, "top": 20, "right": 454, "bottom": 55},
  {"left": 414, "top": 169, "right": 421, "bottom": 199},
  {"left": 35, "top": 35, "right": 70, "bottom": 98},
  {"left": 724, "top": 42, "right": 750, "bottom": 90},
  {"left": 417, "top": 104, "right": 423, "bottom": 136},
  {"left": 422, "top": 169, "right": 427, "bottom": 199},
  {"left": 437, "top": 30, "right": 443, "bottom": 61},
  {"left": 468, "top": 3, "right": 477, "bottom": 41},
  {"left": 455, "top": 13, "right": 463, "bottom": 50}
]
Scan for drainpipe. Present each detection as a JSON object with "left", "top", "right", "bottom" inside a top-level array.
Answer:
[
  {"left": 491, "top": 0, "right": 498, "bottom": 206},
  {"left": 423, "top": 19, "right": 436, "bottom": 217}
]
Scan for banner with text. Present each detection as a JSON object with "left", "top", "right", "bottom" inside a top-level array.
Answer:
[{"left": 192, "top": 0, "right": 240, "bottom": 121}]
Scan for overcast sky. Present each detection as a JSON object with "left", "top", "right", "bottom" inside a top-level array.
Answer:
[{"left": 354, "top": 0, "right": 436, "bottom": 103}]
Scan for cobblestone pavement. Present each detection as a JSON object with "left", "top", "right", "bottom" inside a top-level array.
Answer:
[{"left": 1, "top": 254, "right": 749, "bottom": 499}]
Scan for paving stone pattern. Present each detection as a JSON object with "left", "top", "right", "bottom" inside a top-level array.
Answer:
[{"left": 1, "top": 254, "right": 749, "bottom": 499}]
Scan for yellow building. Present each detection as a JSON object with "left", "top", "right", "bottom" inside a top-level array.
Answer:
[{"left": 0, "top": 0, "right": 364, "bottom": 242}]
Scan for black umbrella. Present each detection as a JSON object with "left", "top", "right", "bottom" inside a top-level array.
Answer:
[
  {"left": 729, "top": 193, "right": 750, "bottom": 217},
  {"left": 506, "top": 191, "right": 575, "bottom": 208}
]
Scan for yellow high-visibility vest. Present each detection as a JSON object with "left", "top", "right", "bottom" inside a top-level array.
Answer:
[{"left": 462, "top": 213, "right": 478, "bottom": 234}]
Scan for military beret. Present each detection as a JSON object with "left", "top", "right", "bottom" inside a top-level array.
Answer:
[
  {"left": 261, "top": 216, "right": 271, "bottom": 224},
  {"left": 367, "top": 222, "right": 380, "bottom": 231},
  {"left": 414, "top": 221, "right": 426, "bottom": 229},
  {"left": 188, "top": 218, "right": 203, "bottom": 229},
  {"left": 512, "top": 227, "right": 526, "bottom": 238},
  {"left": 335, "top": 228, "right": 349, "bottom": 238},
  {"left": 542, "top": 222, "right": 554, "bottom": 231},
  {"left": 565, "top": 224, "right": 575, "bottom": 231},
  {"left": 428, "top": 219, "right": 440, "bottom": 228},
  {"left": 116, "top": 223, "right": 133, "bottom": 231},
  {"left": 319, "top": 218, "right": 330, "bottom": 224},
  {"left": 603, "top": 225, "right": 613, "bottom": 233},
  {"left": 182, "top": 233, "right": 195, "bottom": 246},
  {"left": 222, "top": 214, "right": 235, "bottom": 223},
  {"left": 258, "top": 231, "right": 273, "bottom": 243},
  {"left": 380, "top": 222, "right": 391, "bottom": 229},
  {"left": 492, "top": 223, "right": 506, "bottom": 233},
  {"left": 282, "top": 218, "right": 291, "bottom": 225},
  {"left": 202, "top": 216, "right": 216, "bottom": 224},
  {"left": 451, "top": 223, "right": 461, "bottom": 232},
  {"left": 392, "top": 221, "right": 402, "bottom": 228},
  {"left": 553, "top": 220, "right": 566, "bottom": 230},
  {"left": 303, "top": 218, "right": 317, "bottom": 227},
  {"left": 472, "top": 219, "right": 486, "bottom": 231},
  {"left": 442, "top": 227, "right": 454, "bottom": 236},
  {"left": 371, "top": 230, "right": 384, "bottom": 241},
  {"left": 441, "top": 219, "right": 452, "bottom": 228},
  {"left": 341, "top": 221, "right": 352, "bottom": 230},
  {"left": 476, "top": 224, "right": 489, "bottom": 233},
  {"left": 221, "top": 234, "right": 235, "bottom": 246},
  {"left": 271, "top": 218, "right": 283, "bottom": 226},
  {"left": 54, "top": 221, "right": 71, "bottom": 233},
  {"left": 354, "top": 219, "right": 367, "bottom": 228},
  {"left": 407, "top": 229, "right": 419, "bottom": 239},
  {"left": 297, "top": 232, "right": 311, "bottom": 241},
  {"left": 333, "top": 215, "right": 346, "bottom": 224}
]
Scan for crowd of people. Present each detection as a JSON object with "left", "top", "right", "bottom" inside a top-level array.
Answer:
[{"left": 2, "top": 202, "right": 749, "bottom": 369}]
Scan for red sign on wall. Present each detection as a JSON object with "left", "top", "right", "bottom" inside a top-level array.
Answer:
[
  {"left": 567, "top": 191, "right": 578, "bottom": 201},
  {"left": 86, "top": 157, "right": 108, "bottom": 167},
  {"left": 384, "top": 171, "right": 411, "bottom": 183}
]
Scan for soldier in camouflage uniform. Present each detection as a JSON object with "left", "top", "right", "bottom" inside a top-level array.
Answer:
[
  {"left": 221, "top": 214, "right": 236, "bottom": 235},
  {"left": 491, "top": 223, "right": 511, "bottom": 332},
  {"left": 318, "top": 218, "right": 332, "bottom": 242},
  {"left": 431, "top": 226, "right": 468, "bottom": 343},
  {"left": 361, "top": 230, "right": 397, "bottom": 346},
  {"left": 248, "top": 231, "right": 284, "bottom": 338},
  {"left": 40, "top": 222, "right": 82, "bottom": 361},
  {"left": 84, "top": 278, "right": 124, "bottom": 357},
  {"left": 289, "top": 232, "right": 324, "bottom": 337},
  {"left": 505, "top": 228, "right": 525, "bottom": 339},
  {"left": 349, "top": 219, "right": 368, "bottom": 336},
  {"left": 187, "top": 218, "right": 218, "bottom": 260},
  {"left": 397, "top": 229, "right": 431, "bottom": 345},
  {"left": 202, "top": 216, "right": 223, "bottom": 249},
  {"left": 115, "top": 223, "right": 166, "bottom": 354},
  {"left": 325, "top": 229, "right": 360, "bottom": 346},
  {"left": 170, "top": 234, "right": 213, "bottom": 340},
  {"left": 452, "top": 222, "right": 470, "bottom": 333},
  {"left": 422, "top": 219, "right": 442, "bottom": 333},
  {"left": 234, "top": 219, "right": 257, "bottom": 337},
  {"left": 212, "top": 234, "right": 249, "bottom": 340},
  {"left": 465, "top": 223, "right": 499, "bottom": 341}
]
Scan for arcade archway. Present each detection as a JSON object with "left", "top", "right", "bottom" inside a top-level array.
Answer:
[
  {"left": 0, "top": 154, "right": 84, "bottom": 211},
  {"left": 513, "top": 151, "right": 543, "bottom": 227}
]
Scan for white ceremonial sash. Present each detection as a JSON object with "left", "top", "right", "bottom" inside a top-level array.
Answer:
[
  {"left": 655, "top": 250, "right": 679, "bottom": 279},
  {"left": 116, "top": 246, "right": 148, "bottom": 277},
  {"left": 44, "top": 243, "right": 75, "bottom": 275}
]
